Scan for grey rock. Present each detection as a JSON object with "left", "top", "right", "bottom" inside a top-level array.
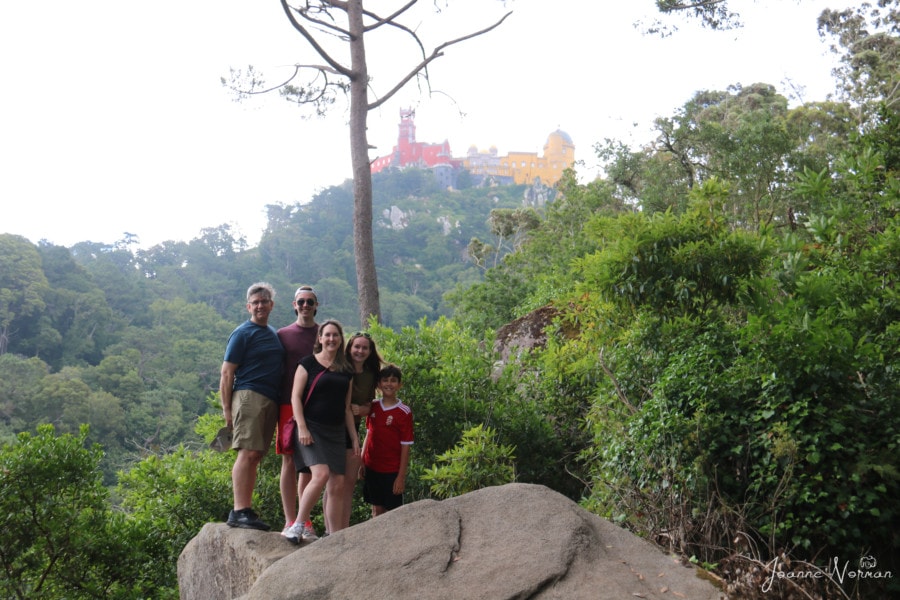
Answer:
[
  {"left": 178, "top": 522, "right": 296, "bottom": 600},
  {"left": 179, "top": 484, "right": 724, "bottom": 600}
]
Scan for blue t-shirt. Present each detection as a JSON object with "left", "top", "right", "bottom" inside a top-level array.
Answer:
[{"left": 223, "top": 320, "right": 284, "bottom": 402}]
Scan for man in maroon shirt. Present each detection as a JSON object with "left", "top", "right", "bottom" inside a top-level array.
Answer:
[{"left": 276, "top": 286, "right": 319, "bottom": 537}]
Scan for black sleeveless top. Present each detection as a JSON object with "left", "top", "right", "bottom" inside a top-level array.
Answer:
[{"left": 298, "top": 355, "right": 352, "bottom": 426}]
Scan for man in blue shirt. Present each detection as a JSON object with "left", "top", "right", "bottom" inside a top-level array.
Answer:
[{"left": 220, "top": 282, "right": 284, "bottom": 530}]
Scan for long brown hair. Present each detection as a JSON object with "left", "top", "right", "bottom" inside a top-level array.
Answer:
[
  {"left": 313, "top": 319, "right": 354, "bottom": 373},
  {"left": 346, "top": 331, "right": 384, "bottom": 375}
]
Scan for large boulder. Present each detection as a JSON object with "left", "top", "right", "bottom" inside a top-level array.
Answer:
[
  {"left": 179, "top": 484, "right": 723, "bottom": 600},
  {"left": 493, "top": 305, "right": 561, "bottom": 365},
  {"left": 178, "top": 522, "right": 296, "bottom": 600}
]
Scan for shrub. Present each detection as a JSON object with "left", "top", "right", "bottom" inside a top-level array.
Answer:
[{"left": 422, "top": 424, "right": 516, "bottom": 498}]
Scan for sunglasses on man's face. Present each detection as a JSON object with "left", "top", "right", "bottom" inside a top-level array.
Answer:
[{"left": 295, "top": 298, "right": 316, "bottom": 307}]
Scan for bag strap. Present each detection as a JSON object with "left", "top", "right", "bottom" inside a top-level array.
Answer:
[{"left": 304, "top": 369, "right": 327, "bottom": 407}]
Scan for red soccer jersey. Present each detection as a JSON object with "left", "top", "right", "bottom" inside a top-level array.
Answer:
[{"left": 363, "top": 399, "right": 414, "bottom": 473}]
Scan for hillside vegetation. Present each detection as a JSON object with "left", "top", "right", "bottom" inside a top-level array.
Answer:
[{"left": 0, "top": 171, "right": 537, "bottom": 475}]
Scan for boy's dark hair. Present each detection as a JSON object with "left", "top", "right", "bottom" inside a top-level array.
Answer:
[{"left": 377, "top": 363, "right": 402, "bottom": 382}]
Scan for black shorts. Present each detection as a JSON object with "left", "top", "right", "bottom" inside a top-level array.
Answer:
[{"left": 362, "top": 468, "right": 403, "bottom": 510}]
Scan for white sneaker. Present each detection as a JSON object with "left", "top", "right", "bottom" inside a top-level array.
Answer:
[
  {"left": 283, "top": 522, "right": 302, "bottom": 545},
  {"left": 300, "top": 522, "right": 318, "bottom": 542}
]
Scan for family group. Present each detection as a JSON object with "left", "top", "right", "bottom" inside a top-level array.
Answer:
[{"left": 218, "top": 282, "right": 414, "bottom": 542}]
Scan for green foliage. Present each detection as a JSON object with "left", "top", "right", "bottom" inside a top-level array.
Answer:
[
  {"left": 308, "top": 277, "right": 358, "bottom": 327},
  {"left": 440, "top": 110, "right": 897, "bottom": 596},
  {"left": 19, "top": 243, "right": 119, "bottom": 369},
  {"left": 0, "top": 234, "right": 49, "bottom": 356},
  {"left": 863, "top": 103, "right": 900, "bottom": 174},
  {"left": 784, "top": 100, "right": 855, "bottom": 177},
  {"left": 256, "top": 172, "right": 528, "bottom": 328},
  {"left": 114, "top": 412, "right": 283, "bottom": 594},
  {"left": 596, "top": 137, "right": 692, "bottom": 214},
  {"left": 451, "top": 170, "right": 627, "bottom": 331},
  {"left": 576, "top": 183, "right": 769, "bottom": 318},
  {"left": 568, "top": 133, "right": 900, "bottom": 596},
  {"left": 488, "top": 368, "right": 578, "bottom": 496},
  {"left": 578, "top": 233, "right": 900, "bottom": 585},
  {"left": 446, "top": 263, "right": 531, "bottom": 332},
  {"left": 602, "top": 83, "right": 859, "bottom": 232},
  {"left": 369, "top": 317, "right": 500, "bottom": 488},
  {"left": 366, "top": 318, "right": 578, "bottom": 501},
  {"left": 654, "top": 0, "right": 738, "bottom": 30},
  {"left": 0, "top": 425, "right": 166, "bottom": 599},
  {"left": 0, "top": 354, "right": 48, "bottom": 436},
  {"left": 422, "top": 424, "right": 516, "bottom": 499},
  {"left": 646, "top": 83, "right": 798, "bottom": 228},
  {"left": 379, "top": 289, "right": 433, "bottom": 331},
  {"left": 70, "top": 240, "right": 153, "bottom": 329},
  {"left": 464, "top": 206, "right": 542, "bottom": 274},
  {"left": 818, "top": 2, "right": 900, "bottom": 124},
  {"left": 117, "top": 448, "right": 230, "bottom": 556}
]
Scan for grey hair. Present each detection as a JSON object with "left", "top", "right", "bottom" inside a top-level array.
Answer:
[{"left": 246, "top": 282, "right": 276, "bottom": 302}]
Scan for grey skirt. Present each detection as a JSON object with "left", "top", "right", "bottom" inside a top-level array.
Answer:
[{"left": 293, "top": 420, "right": 347, "bottom": 475}]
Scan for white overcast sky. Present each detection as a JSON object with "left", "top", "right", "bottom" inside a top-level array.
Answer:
[{"left": 1, "top": 0, "right": 843, "bottom": 249}]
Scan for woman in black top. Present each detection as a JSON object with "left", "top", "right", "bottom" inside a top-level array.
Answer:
[{"left": 287, "top": 319, "right": 359, "bottom": 542}]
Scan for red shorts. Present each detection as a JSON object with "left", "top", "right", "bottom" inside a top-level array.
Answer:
[{"left": 275, "top": 404, "right": 294, "bottom": 455}]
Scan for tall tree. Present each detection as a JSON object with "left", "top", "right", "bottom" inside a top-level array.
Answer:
[
  {"left": 0, "top": 234, "right": 48, "bottom": 356},
  {"left": 603, "top": 84, "right": 838, "bottom": 230},
  {"left": 226, "top": 1, "right": 509, "bottom": 324},
  {"left": 34, "top": 243, "right": 116, "bottom": 368},
  {"left": 818, "top": 0, "right": 900, "bottom": 125}
]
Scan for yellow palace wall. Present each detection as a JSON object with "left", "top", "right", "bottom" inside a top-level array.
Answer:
[{"left": 464, "top": 130, "right": 575, "bottom": 186}]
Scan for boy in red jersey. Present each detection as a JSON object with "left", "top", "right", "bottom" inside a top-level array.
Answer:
[{"left": 361, "top": 364, "right": 414, "bottom": 516}]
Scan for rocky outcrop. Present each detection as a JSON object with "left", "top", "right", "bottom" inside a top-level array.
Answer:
[
  {"left": 177, "top": 522, "right": 296, "bottom": 600},
  {"left": 178, "top": 484, "right": 723, "bottom": 600},
  {"left": 493, "top": 305, "right": 562, "bottom": 365}
]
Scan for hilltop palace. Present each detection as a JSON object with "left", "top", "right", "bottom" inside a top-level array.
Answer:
[{"left": 370, "top": 108, "right": 575, "bottom": 189}]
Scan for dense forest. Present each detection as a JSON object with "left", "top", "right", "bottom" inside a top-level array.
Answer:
[
  {"left": 0, "top": 172, "right": 538, "bottom": 475},
  {"left": 2, "top": 2, "right": 899, "bottom": 598}
]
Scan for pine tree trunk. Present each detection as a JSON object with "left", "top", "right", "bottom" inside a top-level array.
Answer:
[{"left": 348, "top": 0, "right": 380, "bottom": 324}]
